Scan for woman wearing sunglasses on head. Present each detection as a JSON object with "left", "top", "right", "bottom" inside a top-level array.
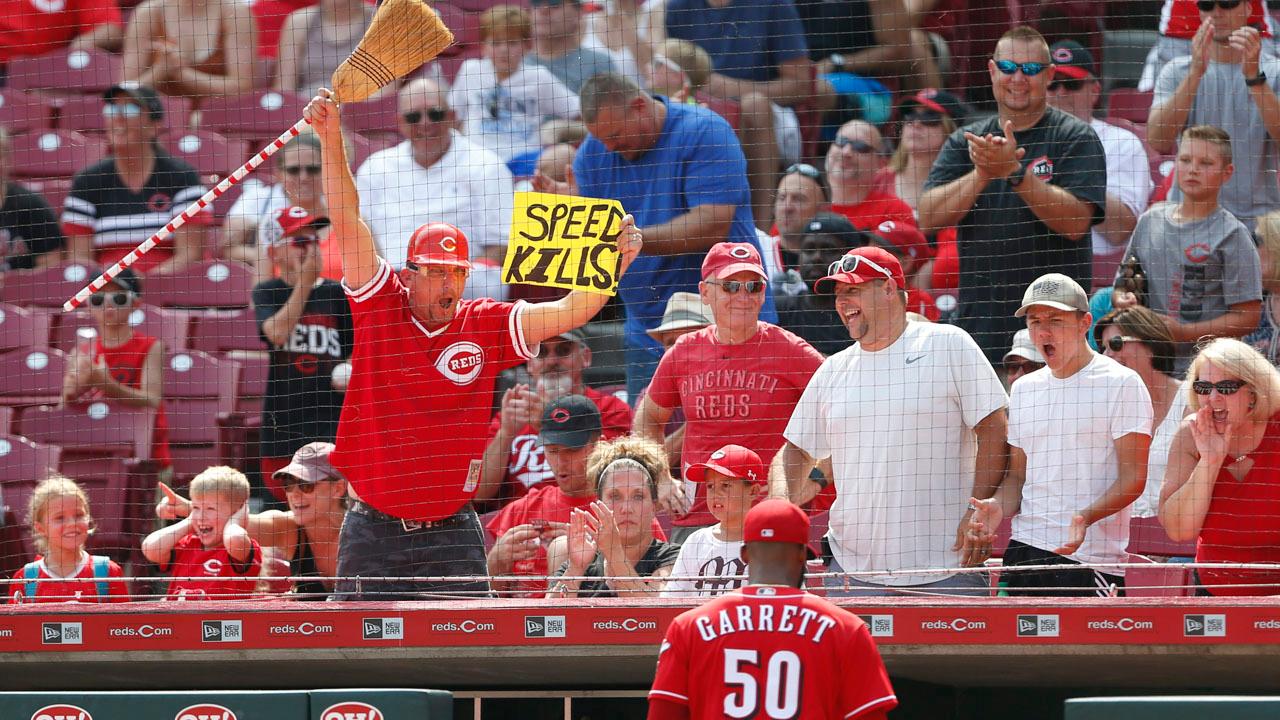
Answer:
[
  {"left": 1160, "top": 337, "right": 1280, "bottom": 595},
  {"left": 60, "top": 267, "right": 173, "bottom": 478},
  {"left": 1095, "top": 307, "right": 1189, "bottom": 517}
]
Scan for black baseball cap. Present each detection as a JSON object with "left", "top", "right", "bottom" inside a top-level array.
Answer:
[
  {"left": 899, "top": 88, "right": 965, "bottom": 122},
  {"left": 104, "top": 82, "right": 165, "bottom": 122},
  {"left": 802, "top": 212, "right": 863, "bottom": 250},
  {"left": 103, "top": 266, "right": 142, "bottom": 295},
  {"left": 1050, "top": 40, "right": 1097, "bottom": 80},
  {"left": 538, "top": 394, "right": 601, "bottom": 448}
]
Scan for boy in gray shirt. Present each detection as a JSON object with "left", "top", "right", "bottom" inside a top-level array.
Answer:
[{"left": 1115, "top": 125, "right": 1262, "bottom": 374}]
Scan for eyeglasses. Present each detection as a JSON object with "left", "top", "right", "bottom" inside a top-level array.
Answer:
[
  {"left": 784, "top": 163, "right": 822, "bottom": 180},
  {"left": 1197, "top": 0, "right": 1244, "bottom": 10},
  {"left": 1192, "top": 379, "right": 1247, "bottom": 396},
  {"left": 87, "top": 291, "right": 135, "bottom": 308},
  {"left": 283, "top": 164, "right": 322, "bottom": 177},
  {"left": 707, "top": 279, "right": 766, "bottom": 294},
  {"left": 102, "top": 103, "right": 143, "bottom": 119},
  {"left": 403, "top": 108, "right": 449, "bottom": 124},
  {"left": 903, "top": 111, "right": 945, "bottom": 127},
  {"left": 994, "top": 59, "right": 1049, "bottom": 77},
  {"left": 535, "top": 341, "right": 579, "bottom": 359},
  {"left": 832, "top": 136, "right": 877, "bottom": 154},
  {"left": 827, "top": 253, "right": 894, "bottom": 281},
  {"left": 1105, "top": 335, "right": 1143, "bottom": 352},
  {"left": 1048, "top": 78, "right": 1087, "bottom": 93}
]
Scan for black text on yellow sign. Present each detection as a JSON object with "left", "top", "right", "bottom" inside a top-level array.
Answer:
[{"left": 503, "top": 192, "right": 625, "bottom": 297}]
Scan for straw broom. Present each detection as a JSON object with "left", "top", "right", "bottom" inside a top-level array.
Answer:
[{"left": 65, "top": 0, "right": 454, "bottom": 311}]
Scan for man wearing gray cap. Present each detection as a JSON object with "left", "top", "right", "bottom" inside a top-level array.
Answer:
[
  {"left": 1002, "top": 328, "right": 1046, "bottom": 386},
  {"left": 971, "top": 273, "right": 1152, "bottom": 596}
]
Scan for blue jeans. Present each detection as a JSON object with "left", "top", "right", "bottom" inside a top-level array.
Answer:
[{"left": 625, "top": 343, "right": 662, "bottom": 405}]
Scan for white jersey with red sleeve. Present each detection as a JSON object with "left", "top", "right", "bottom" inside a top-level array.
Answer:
[
  {"left": 331, "top": 258, "right": 536, "bottom": 521},
  {"left": 649, "top": 586, "right": 897, "bottom": 720}
]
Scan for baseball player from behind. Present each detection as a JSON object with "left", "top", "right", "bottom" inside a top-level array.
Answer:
[
  {"left": 304, "top": 89, "right": 643, "bottom": 599},
  {"left": 648, "top": 499, "right": 898, "bottom": 720}
]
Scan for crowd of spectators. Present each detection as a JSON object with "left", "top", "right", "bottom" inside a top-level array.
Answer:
[{"left": 4, "top": 0, "right": 1280, "bottom": 603}]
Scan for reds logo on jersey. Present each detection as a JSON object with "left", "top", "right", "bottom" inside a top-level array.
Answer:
[
  {"left": 435, "top": 342, "right": 485, "bottom": 385},
  {"left": 1029, "top": 156, "right": 1054, "bottom": 181}
]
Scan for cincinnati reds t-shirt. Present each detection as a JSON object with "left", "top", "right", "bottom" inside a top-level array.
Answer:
[
  {"left": 332, "top": 258, "right": 535, "bottom": 521},
  {"left": 649, "top": 586, "right": 898, "bottom": 720},
  {"left": 646, "top": 322, "right": 823, "bottom": 527},
  {"left": 161, "top": 533, "right": 262, "bottom": 600}
]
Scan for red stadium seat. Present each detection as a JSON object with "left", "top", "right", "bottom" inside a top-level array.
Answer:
[
  {"left": 163, "top": 350, "right": 241, "bottom": 481},
  {"left": 57, "top": 93, "right": 190, "bottom": 134},
  {"left": 1127, "top": 515, "right": 1197, "bottom": 558},
  {"left": 17, "top": 402, "right": 157, "bottom": 461},
  {"left": 53, "top": 304, "right": 191, "bottom": 355},
  {"left": 162, "top": 130, "right": 247, "bottom": 181},
  {"left": 198, "top": 90, "right": 309, "bottom": 142},
  {"left": 189, "top": 310, "right": 267, "bottom": 353},
  {"left": 7, "top": 48, "right": 123, "bottom": 95},
  {"left": 0, "top": 303, "right": 53, "bottom": 353},
  {"left": 0, "top": 347, "right": 66, "bottom": 407},
  {"left": 0, "top": 262, "right": 100, "bottom": 307},
  {"left": 7, "top": 129, "right": 106, "bottom": 179},
  {"left": 343, "top": 94, "right": 401, "bottom": 136},
  {"left": 0, "top": 90, "right": 54, "bottom": 133},
  {"left": 433, "top": 1, "right": 478, "bottom": 48},
  {"left": 1125, "top": 554, "right": 1193, "bottom": 597},
  {"left": 0, "top": 434, "right": 63, "bottom": 563},
  {"left": 1107, "top": 88, "right": 1154, "bottom": 125},
  {"left": 24, "top": 177, "right": 72, "bottom": 217},
  {"left": 143, "top": 260, "right": 257, "bottom": 310},
  {"left": 0, "top": 406, "right": 12, "bottom": 434}
]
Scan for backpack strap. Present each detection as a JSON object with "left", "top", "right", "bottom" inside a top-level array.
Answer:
[
  {"left": 90, "top": 555, "right": 111, "bottom": 599},
  {"left": 22, "top": 561, "right": 40, "bottom": 600}
]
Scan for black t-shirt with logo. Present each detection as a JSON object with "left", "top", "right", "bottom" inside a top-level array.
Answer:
[
  {"left": 252, "top": 278, "right": 353, "bottom": 458},
  {"left": 62, "top": 149, "right": 206, "bottom": 249},
  {"left": 0, "top": 182, "right": 63, "bottom": 270},
  {"left": 924, "top": 106, "right": 1106, "bottom": 363},
  {"left": 775, "top": 293, "right": 853, "bottom": 357}
]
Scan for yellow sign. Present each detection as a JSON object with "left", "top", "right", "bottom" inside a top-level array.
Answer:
[{"left": 502, "top": 191, "right": 625, "bottom": 296}]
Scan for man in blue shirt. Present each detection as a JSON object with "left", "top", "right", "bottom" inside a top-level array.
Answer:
[{"left": 534, "top": 72, "right": 775, "bottom": 404}]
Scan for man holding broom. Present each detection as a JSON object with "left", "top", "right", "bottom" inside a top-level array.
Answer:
[{"left": 303, "top": 89, "right": 644, "bottom": 599}]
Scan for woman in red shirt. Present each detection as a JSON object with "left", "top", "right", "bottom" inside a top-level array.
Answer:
[{"left": 1161, "top": 338, "right": 1280, "bottom": 596}]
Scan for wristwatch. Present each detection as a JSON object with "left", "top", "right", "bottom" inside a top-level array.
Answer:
[
  {"left": 1246, "top": 71, "right": 1268, "bottom": 87},
  {"left": 1007, "top": 168, "right": 1026, "bottom": 187}
]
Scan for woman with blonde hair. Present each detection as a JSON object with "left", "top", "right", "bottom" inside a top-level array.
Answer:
[
  {"left": 1160, "top": 338, "right": 1280, "bottom": 595},
  {"left": 1244, "top": 209, "right": 1280, "bottom": 364}
]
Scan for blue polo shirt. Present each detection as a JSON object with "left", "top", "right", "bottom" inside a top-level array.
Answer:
[
  {"left": 574, "top": 97, "right": 775, "bottom": 353},
  {"left": 665, "top": 0, "right": 809, "bottom": 83}
]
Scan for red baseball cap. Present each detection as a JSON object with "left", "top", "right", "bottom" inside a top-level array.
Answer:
[
  {"left": 260, "top": 206, "right": 330, "bottom": 246},
  {"left": 813, "top": 246, "right": 906, "bottom": 294},
  {"left": 701, "top": 242, "right": 766, "bottom": 281},
  {"left": 407, "top": 222, "right": 471, "bottom": 268},
  {"left": 744, "top": 498, "right": 810, "bottom": 545},
  {"left": 873, "top": 220, "right": 933, "bottom": 261},
  {"left": 686, "top": 444, "right": 766, "bottom": 485}
]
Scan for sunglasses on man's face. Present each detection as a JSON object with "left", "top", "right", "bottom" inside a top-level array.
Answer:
[
  {"left": 995, "top": 59, "right": 1049, "bottom": 77},
  {"left": 784, "top": 162, "right": 822, "bottom": 181},
  {"left": 88, "top": 291, "right": 135, "bottom": 308},
  {"left": 903, "top": 111, "right": 945, "bottom": 127},
  {"left": 832, "top": 136, "right": 877, "bottom": 154},
  {"left": 535, "top": 341, "right": 579, "bottom": 359},
  {"left": 403, "top": 108, "right": 449, "bottom": 124},
  {"left": 707, "top": 279, "right": 767, "bottom": 294},
  {"left": 1048, "top": 78, "right": 1087, "bottom": 93},
  {"left": 1192, "top": 379, "right": 1247, "bottom": 396},
  {"left": 1197, "top": 0, "right": 1244, "bottom": 11},
  {"left": 283, "top": 164, "right": 322, "bottom": 177}
]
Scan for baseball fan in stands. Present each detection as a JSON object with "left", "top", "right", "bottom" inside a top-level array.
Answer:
[
  {"left": 121, "top": 0, "right": 256, "bottom": 101},
  {"left": 773, "top": 212, "right": 870, "bottom": 357},
  {"left": 648, "top": 498, "right": 897, "bottom": 720},
  {"left": 305, "top": 88, "right": 643, "bottom": 600},
  {"left": 763, "top": 162, "right": 830, "bottom": 298},
  {"left": 827, "top": 120, "right": 917, "bottom": 231},
  {"left": 0, "top": 128, "right": 64, "bottom": 271}
]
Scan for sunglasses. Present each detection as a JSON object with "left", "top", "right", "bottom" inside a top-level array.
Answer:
[
  {"left": 707, "top": 279, "right": 766, "bottom": 294},
  {"left": 1197, "top": 0, "right": 1244, "bottom": 10},
  {"left": 282, "top": 476, "right": 337, "bottom": 494},
  {"left": 535, "top": 341, "right": 579, "bottom": 359},
  {"left": 828, "top": 253, "right": 893, "bottom": 280},
  {"left": 1004, "top": 360, "right": 1042, "bottom": 375},
  {"left": 87, "top": 291, "right": 135, "bottom": 308},
  {"left": 784, "top": 162, "right": 822, "bottom": 180},
  {"left": 994, "top": 59, "right": 1049, "bottom": 77},
  {"left": 1105, "top": 335, "right": 1142, "bottom": 352},
  {"left": 283, "top": 164, "right": 322, "bottom": 177},
  {"left": 832, "top": 136, "right": 877, "bottom": 154},
  {"left": 1048, "top": 78, "right": 1087, "bottom": 92},
  {"left": 102, "top": 103, "right": 143, "bottom": 119},
  {"left": 903, "top": 110, "right": 945, "bottom": 127},
  {"left": 1192, "top": 379, "right": 1246, "bottom": 396},
  {"left": 403, "top": 108, "right": 449, "bottom": 124}
]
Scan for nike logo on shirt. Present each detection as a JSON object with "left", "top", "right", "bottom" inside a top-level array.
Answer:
[{"left": 906, "top": 355, "right": 925, "bottom": 364}]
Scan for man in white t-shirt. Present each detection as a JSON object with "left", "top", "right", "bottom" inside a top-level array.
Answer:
[
  {"left": 771, "top": 246, "right": 1009, "bottom": 596},
  {"left": 971, "top": 273, "right": 1152, "bottom": 596},
  {"left": 354, "top": 78, "right": 514, "bottom": 300},
  {"left": 1046, "top": 40, "right": 1153, "bottom": 287}
]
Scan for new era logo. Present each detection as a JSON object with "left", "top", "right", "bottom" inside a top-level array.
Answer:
[
  {"left": 41, "top": 622, "right": 82, "bottom": 645},
  {"left": 524, "top": 615, "right": 566, "bottom": 638},
  {"left": 858, "top": 615, "right": 894, "bottom": 638},
  {"left": 362, "top": 618, "right": 404, "bottom": 641},
  {"left": 1016, "top": 615, "right": 1059, "bottom": 637},
  {"left": 1184, "top": 614, "right": 1226, "bottom": 637},
  {"left": 201, "top": 620, "right": 242, "bottom": 643}
]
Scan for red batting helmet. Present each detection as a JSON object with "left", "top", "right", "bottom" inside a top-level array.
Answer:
[{"left": 407, "top": 222, "right": 471, "bottom": 269}]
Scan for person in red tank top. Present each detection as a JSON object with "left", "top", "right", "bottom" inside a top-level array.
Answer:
[
  {"left": 1161, "top": 338, "right": 1280, "bottom": 596},
  {"left": 60, "top": 267, "right": 171, "bottom": 471}
]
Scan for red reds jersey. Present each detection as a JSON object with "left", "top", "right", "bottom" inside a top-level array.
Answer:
[
  {"left": 831, "top": 190, "right": 917, "bottom": 232},
  {"left": 161, "top": 533, "right": 262, "bottom": 600},
  {"left": 650, "top": 586, "right": 897, "bottom": 720},
  {"left": 9, "top": 554, "right": 128, "bottom": 603},
  {"left": 0, "top": 0, "right": 122, "bottom": 62},
  {"left": 90, "top": 334, "right": 171, "bottom": 468},
  {"left": 1159, "top": 0, "right": 1272, "bottom": 39},
  {"left": 647, "top": 323, "right": 823, "bottom": 527},
  {"left": 485, "top": 484, "right": 667, "bottom": 598},
  {"left": 486, "top": 386, "right": 633, "bottom": 502},
  {"left": 332, "top": 259, "right": 535, "bottom": 521}
]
